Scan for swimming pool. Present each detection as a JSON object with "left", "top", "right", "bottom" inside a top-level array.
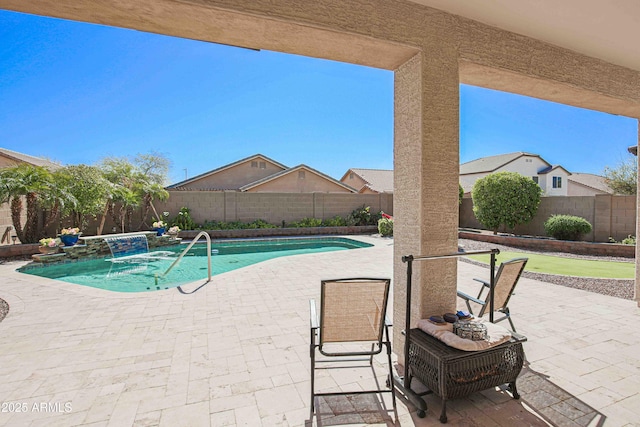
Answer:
[{"left": 19, "top": 237, "right": 373, "bottom": 293}]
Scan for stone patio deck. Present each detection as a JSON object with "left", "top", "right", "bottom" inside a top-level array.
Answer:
[{"left": 0, "top": 235, "right": 638, "bottom": 426}]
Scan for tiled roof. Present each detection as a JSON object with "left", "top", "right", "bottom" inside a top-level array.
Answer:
[
  {"left": 568, "top": 173, "right": 613, "bottom": 194},
  {"left": 0, "top": 147, "right": 61, "bottom": 169},
  {"left": 459, "top": 175, "right": 477, "bottom": 193},
  {"left": 240, "top": 164, "right": 357, "bottom": 193},
  {"left": 347, "top": 169, "right": 393, "bottom": 193},
  {"left": 538, "top": 164, "right": 571, "bottom": 175},
  {"left": 166, "top": 154, "right": 287, "bottom": 189},
  {"left": 460, "top": 152, "right": 544, "bottom": 175},
  {"left": 164, "top": 186, "right": 229, "bottom": 191}
]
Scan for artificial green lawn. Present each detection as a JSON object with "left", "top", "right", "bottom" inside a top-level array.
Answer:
[{"left": 466, "top": 250, "right": 635, "bottom": 279}]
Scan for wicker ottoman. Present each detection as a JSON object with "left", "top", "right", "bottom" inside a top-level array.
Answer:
[{"left": 406, "top": 328, "right": 526, "bottom": 423}]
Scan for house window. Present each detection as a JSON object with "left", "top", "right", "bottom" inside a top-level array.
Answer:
[
  {"left": 525, "top": 159, "right": 532, "bottom": 163},
  {"left": 259, "top": 161, "right": 266, "bottom": 169},
  {"left": 532, "top": 176, "right": 538, "bottom": 184},
  {"left": 298, "top": 170, "right": 306, "bottom": 179},
  {"left": 350, "top": 172, "right": 355, "bottom": 179},
  {"left": 553, "top": 176, "right": 562, "bottom": 188},
  {"left": 251, "top": 161, "right": 258, "bottom": 168}
]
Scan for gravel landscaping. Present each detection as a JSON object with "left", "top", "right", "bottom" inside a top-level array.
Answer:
[{"left": 459, "top": 238, "right": 635, "bottom": 300}]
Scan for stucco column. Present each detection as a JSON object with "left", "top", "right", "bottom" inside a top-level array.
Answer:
[
  {"left": 636, "top": 134, "right": 640, "bottom": 307},
  {"left": 393, "top": 47, "right": 460, "bottom": 362}
]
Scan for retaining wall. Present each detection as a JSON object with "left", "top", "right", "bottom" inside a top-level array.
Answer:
[
  {"left": 179, "top": 225, "right": 378, "bottom": 239},
  {"left": 459, "top": 230, "right": 636, "bottom": 258}
]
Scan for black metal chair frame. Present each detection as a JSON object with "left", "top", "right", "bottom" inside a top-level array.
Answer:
[
  {"left": 309, "top": 277, "right": 397, "bottom": 418},
  {"left": 457, "top": 257, "right": 528, "bottom": 332},
  {"left": 392, "top": 249, "right": 527, "bottom": 424}
]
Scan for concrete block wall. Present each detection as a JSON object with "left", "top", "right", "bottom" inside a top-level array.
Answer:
[
  {"left": 460, "top": 195, "right": 636, "bottom": 242},
  {"left": 610, "top": 195, "right": 637, "bottom": 241},
  {"left": 594, "top": 195, "right": 613, "bottom": 242},
  {"left": 157, "top": 192, "right": 226, "bottom": 224},
  {"left": 155, "top": 191, "right": 394, "bottom": 226},
  {"left": 0, "top": 197, "right": 26, "bottom": 245},
  {"left": 235, "top": 193, "right": 314, "bottom": 224},
  {"left": 515, "top": 196, "right": 596, "bottom": 241}
]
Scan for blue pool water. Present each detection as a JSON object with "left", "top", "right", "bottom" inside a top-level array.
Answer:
[{"left": 19, "top": 237, "right": 373, "bottom": 293}]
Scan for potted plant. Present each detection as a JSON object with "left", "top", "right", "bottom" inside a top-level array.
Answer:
[
  {"left": 152, "top": 220, "right": 167, "bottom": 236},
  {"left": 59, "top": 227, "right": 81, "bottom": 246},
  {"left": 167, "top": 225, "right": 180, "bottom": 237},
  {"left": 39, "top": 237, "right": 60, "bottom": 254}
]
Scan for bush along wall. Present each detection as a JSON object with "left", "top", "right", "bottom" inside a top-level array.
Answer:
[
  {"left": 167, "top": 205, "right": 382, "bottom": 231},
  {"left": 378, "top": 218, "right": 393, "bottom": 237},
  {"left": 544, "top": 214, "right": 593, "bottom": 241}
]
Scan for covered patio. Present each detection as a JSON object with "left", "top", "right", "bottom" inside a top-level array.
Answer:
[
  {"left": 1, "top": 0, "right": 639, "bottom": 425},
  {"left": 0, "top": 237, "right": 638, "bottom": 426}
]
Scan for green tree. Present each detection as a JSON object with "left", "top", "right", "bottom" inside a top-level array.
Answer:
[
  {"left": 472, "top": 171, "right": 542, "bottom": 234},
  {"left": 98, "top": 157, "right": 141, "bottom": 233},
  {"left": 0, "top": 164, "right": 74, "bottom": 243},
  {"left": 133, "top": 153, "right": 170, "bottom": 229},
  {"left": 57, "top": 164, "right": 111, "bottom": 231},
  {"left": 603, "top": 156, "right": 637, "bottom": 195},
  {"left": 97, "top": 153, "right": 170, "bottom": 233}
]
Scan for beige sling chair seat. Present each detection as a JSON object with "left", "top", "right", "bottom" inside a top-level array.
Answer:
[
  {"left": 457, "top": 258, "right": 528, "bottom": 331},
  {"left": 309, "top": 278, "right": 397, "bottom": 419}
]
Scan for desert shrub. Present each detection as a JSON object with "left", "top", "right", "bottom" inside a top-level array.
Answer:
[
  {"left": 290, "top": 217, "right": 322, "bottom": 228},
  {"left": 472, "top": 172, "right": 542, "bottom": 233},
  {"left": 544, "top": 215, "right": 592, "bottom": 241},
  {"left": 198, "top": 219, "right": 276, "bottom": 229},
  {"left": 171, "top": 207, "right": 196, "bottom": 230},
  {"left": 459, "top": 183, "right": 464, "bottom": 205},
  {"left": 321, "top": 216, "right": 348, "bottom": 227},
  {"left": 378, "top": 218, "right": 393, "bottom": 237},
  {"left": 246, "top": 219, "right": 276, "bottom": 229},
  {"left": 199, "top": 220, "right": 234, "bottom": 230},
  {"left": 608, "top": 235, "right": 636, "bottom": 245},
  {"left": 621, "top": 235, "right": 637, "bottom": 245},
  {"left": 348, "top": 205, "right": 381, "bottom": 226}
]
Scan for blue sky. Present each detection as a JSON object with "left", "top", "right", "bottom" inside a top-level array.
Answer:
[{"left": 1, "top": 10, "right": 637, "bottom": 185}]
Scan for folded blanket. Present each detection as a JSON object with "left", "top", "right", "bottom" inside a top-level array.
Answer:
[{"left": 416, "top": 318, "right": 512, "bottom": 351}]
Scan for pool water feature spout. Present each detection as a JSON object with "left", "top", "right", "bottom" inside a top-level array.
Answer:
[{"left": 104, "top": 233, "right": 150, "bottom": 258}]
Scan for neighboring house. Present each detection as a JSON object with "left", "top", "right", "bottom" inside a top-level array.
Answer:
[
  {"left": 342, "top": 153, "right": 613, "bottom": 198},
  {"left": 537, "top": 164, "right": 572, "bottom": 197},
  {"left": 460, "top": 152, "right": 571, "bottom": 196},
  {"left": 567, "top": 173, "right": 613, "bottom": 196},
  {"left": 241, "top": 165, "right": 356, "bottom": 193},
  {"left": 167, "top": 154, "right": 356, "bottom": 193},
  {"left": 0, "top": 147, "right": 61, "bottom": 169},
  {"left": 340, "top": 168, "right": 393, "bottom": 194}
]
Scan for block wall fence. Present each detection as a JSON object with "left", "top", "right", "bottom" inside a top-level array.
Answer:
[
  {"left": 2, "top": 192, "right": 634, "bottom": 244},
  {"left": 459, "top": 194, "right": 637, "bottom": 242},
  {"left": 155, "top": 191, "right": 394, "bottom": 226},
  {"left": 0, "top": 196, "right": 25, "bottom": 245}
]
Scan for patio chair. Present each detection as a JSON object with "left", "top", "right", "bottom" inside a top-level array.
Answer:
[
  {"left": 457, "top": 258, "right": 528, "bottom": 332},
  {"left": 309, "top": 278, "right": 397, "bottom": 418}
]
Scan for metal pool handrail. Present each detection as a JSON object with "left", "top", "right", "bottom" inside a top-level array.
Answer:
[{"left": 157, "top": 231, "right": 212, "bottom": 283}]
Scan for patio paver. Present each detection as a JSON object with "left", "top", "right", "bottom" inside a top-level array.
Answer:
[{"left": 0, "top": 235, "right": 638, "bottom": 426}]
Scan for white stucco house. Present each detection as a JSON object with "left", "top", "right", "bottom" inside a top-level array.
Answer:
[{"left": 459, "top": 152, "right": 612, "bottom": 196}]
